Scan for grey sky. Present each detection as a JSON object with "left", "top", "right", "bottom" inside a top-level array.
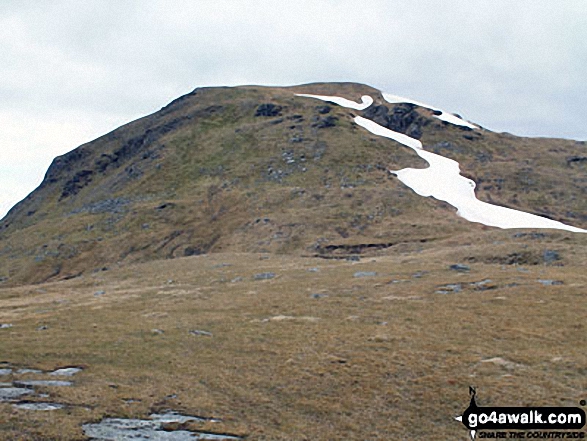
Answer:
[{"left": 1, "top": 0, "right": 586, "bottom": 219}]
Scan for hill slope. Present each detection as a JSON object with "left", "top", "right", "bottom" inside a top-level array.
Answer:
[
  {"left": 1, "top": 82, "right": 586, "bottom": 285},
  {"left": 1, "top": 83, "right": 587, "bottom": 440}
]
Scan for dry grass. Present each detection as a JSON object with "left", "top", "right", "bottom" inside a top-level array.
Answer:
[{"left": 1, "top": 231, "right": 586, "bottom": 439}]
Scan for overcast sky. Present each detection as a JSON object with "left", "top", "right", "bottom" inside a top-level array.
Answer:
[{"left": 1, "top": 0, "right": 586, "bottom": 219}]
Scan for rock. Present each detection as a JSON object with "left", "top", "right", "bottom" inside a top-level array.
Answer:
[
  {"left": 312, "top": 116, "right": 338, "bottom": 129},
  {"left": 484, "top": 251, "right": 544, "bottom": 266},
  {"left": 315, "top": 105, "right": 331, "bottom": 114},
  {"left": 512, "top": 232, "right": 546, "bottom": 239},
  {"left": 189, "top": 330, "right": 213, "bottom": 337},
  {"left": 149, "top": 411, "right": 210, "bottom": 424},
  {"left": 151, "top": 329, "right": 164, "bottom": 335},
  {"left": 60, "top": 169, "right": 94, "bottom": 199},
  {"left": 156, "top": 202, "right": 175, "bottom": 210},
  {"left": 537, "top": 279, "right": 564, "bottom": 286},
  {"left": 362, "top": 104, "right": 390, "bottom": 127},
  {"left": 13, "top": 402, "right": 64, "bottom": 411},
  {"left": 353, "top": 271, "right": 377, "bottom": 278},
  {"left": 471, "top": 280, "right": 496, "bottom": 290},
  {"left": 49, "top": 367, "right": 83, "bottom": 376},
  {"left": 406, "top": 124, "right": 422, "bottom": 139},
  {"left": 310, "top": 293, "right": 328, "bottom": 299},
  {"left": 253, "top": 272, "right": 276, "bottom": 280},
  {"left": 83, "top": 415, "right": 242, "bottom": 440},
  {"left": 255, "top": 103, "right": 282, "bottom": 117},
  {"left": 449, "top": 264, "right": 470, "bottom": 272},
  {"left": 184, "top": 246, "right": 204, "bottom": 256},
  {"left": 362, "top": 103, "right": 425, "bottom": 139},
  {"left": 542, "top": 250, "right": 560, "bottom": 264},
  {"left": 480, "top": 357, "right": 523, "bottom": 370},
  {"left": 83, "top": 419, "right": 170, "bottom": 440},
  {"left": 566, "top": 156, "right": 587, "bottom": 166},
  {"left": 0, "top": 387, "right": 34, "bottom": 401},
  {"left": 94, "top": 290, "right": 106, "bottom": 297},
  {"left": 0, "top": 324, "right": 13, "bottom": 329},
  {"left": 16, "top": 369, "right": 43, "bottom": 374},
  {"left": 435, "top": 283, "right": 462, "bottom": 294},
  {"left": 14, "top": 380, "right": 72, "bottom": 387},
  {"left": 0, "top": 368, "right": 12, "bottom": 375},
  {"left": 71, "top": 198, "right": 131, "bottom": 215},
  {"left": 37, "top": 325, "right": 49, "bottom": 331},
  {"left": 230, "top": 277, "right": 243, "bottom": 283},
  {"left": 306, "top": 267, "right": 320, "bottom": 273}
]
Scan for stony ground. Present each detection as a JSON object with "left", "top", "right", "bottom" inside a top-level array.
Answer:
[{"left": 1, "top": 230, "right": 586, "bottom": 440}]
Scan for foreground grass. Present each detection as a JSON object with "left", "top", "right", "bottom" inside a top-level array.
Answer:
[{"left": 1, "top": 235, "right": 586, "bottom": 440}]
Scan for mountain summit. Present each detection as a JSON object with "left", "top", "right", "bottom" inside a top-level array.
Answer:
[{"left": 1, "top": 82, "right": 586, "bottom": 285}]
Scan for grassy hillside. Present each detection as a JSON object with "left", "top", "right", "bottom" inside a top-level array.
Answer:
[
  {"left": 1, "top": 236, "right": 586, "bottom": 439},
  {"left": 0, "top": 84, "right": 587, "bottom": 285},
  {"left": 1, "top": 83, "right": 585, "bottom": 286},
  {"left": 0, "top": 82, "right": 586, "bottom": 439}
]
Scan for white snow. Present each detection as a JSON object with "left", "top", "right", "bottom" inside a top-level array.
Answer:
[
  {"left": 382, "top": 92, "right": 478, "bottom": 129},
  {"left": 351, "top": 114, "right": 423, "bottom": 150},
  {"left": 296, "top": 92, "right": 587, "bottom": 233},
  {"left": 295, "top": 94, "right": 373, "bottom": 110},
  {"left": 355, "top": 117, "right": 586, "bottom": 233}
]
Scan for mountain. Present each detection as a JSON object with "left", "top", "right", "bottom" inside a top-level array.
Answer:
[
  {"left": 1, "top": 82, "right": 587, "bottom": 440},
  {"left": 1, "top": 82, "right": 586, "bottom": 286}
]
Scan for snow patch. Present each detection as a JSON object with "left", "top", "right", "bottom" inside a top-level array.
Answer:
[
  {"left": 295, "top": 94, "right": 373, "bottom": 110},
  {"left": 382, "top": 92, "right": 478, "bottom": 129},
  {"left": 295, "top": 92, "right": 586, "bottom": 233},
  {"left": 355, "top": 116, "right": 586, "bottom": 233}
]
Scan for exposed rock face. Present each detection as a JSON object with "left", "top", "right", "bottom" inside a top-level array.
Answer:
[
  {"left": 312, "top": 115, "right": 338, "bottom": 128},
  {"left": 362, "top": 103, "right": 427, "bottom": 139},
  {"left": 567, "top": 156, "right": 587, "bottom": 166},
  {"left": 255, "top": 103, "right": 282, "bottom": 117}
]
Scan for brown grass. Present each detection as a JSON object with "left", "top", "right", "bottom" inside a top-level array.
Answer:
[{"left": 1, "top": 231, "right": 586, "bottom": 439}]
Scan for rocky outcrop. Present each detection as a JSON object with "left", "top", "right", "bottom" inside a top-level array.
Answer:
[
  {"left": 567, "top": 156, "right": 587, "bottom": 166},
  {"left": 255, "top": 103, "right": 282, "bottom": 117},
  {"left": 312, "top": 115, "right": 338, "bottom": 129},
  {"left": 361, "top": 103, "right": 427, "bottom": 139}
]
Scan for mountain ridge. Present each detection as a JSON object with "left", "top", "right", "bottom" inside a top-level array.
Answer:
[{"left": 1, "top": 82, "right": 586, "bottom": 286}]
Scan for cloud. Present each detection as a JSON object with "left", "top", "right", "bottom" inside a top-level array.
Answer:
[{"left": 1, "top": 0, "right": 586, "bottom": 218}]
